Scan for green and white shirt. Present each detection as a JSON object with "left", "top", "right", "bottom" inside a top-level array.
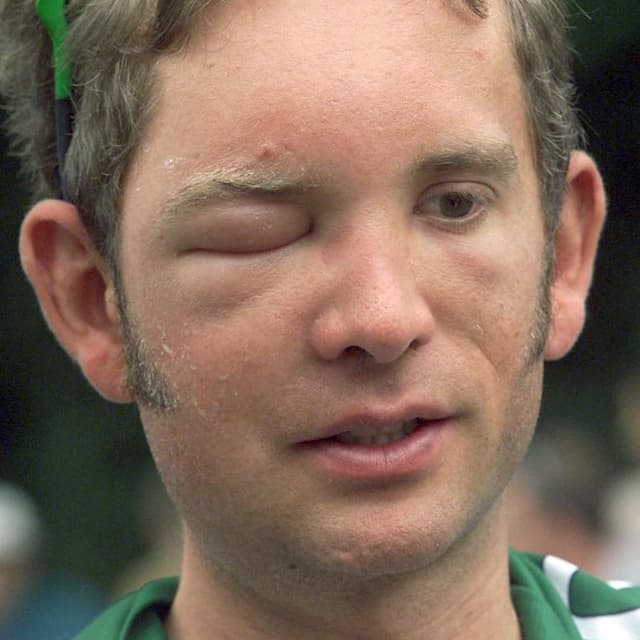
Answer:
[
  {"left": 509, "top": 551, "right": 640, "bottom": 638},
  {"left": 74, "top": 550, "right": 640, "bottom": 639}
]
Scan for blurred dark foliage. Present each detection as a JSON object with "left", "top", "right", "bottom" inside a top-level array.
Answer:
[{"left": 0, "top": 2, "right": 638, "bottom": 589}]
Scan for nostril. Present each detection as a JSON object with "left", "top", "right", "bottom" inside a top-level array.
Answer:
[{"left": 309, "top": 297, "right": 435, "bottom": 363}]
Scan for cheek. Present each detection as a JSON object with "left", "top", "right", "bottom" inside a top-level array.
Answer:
[
  {"left": 425, "top": 233, "right": 544, "bottom": 363},
  {"left": 443, "top": 237, "right": 545, "bottom": 447},
  {"left": 137, "top": 319, "right": 287, "bottom": 503},
  {"left": 133, "top": 278, "right": 301, "bottom": 431}
]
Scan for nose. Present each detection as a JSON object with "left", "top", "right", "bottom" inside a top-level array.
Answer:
[{"left": 309, "top": 228, "right": 435, "bottom": 364}]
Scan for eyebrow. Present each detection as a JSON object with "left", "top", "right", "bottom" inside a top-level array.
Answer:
[
  {"left": 412, "top": 142, "right": 519, "bottom": 187},
  {"left": 159, "top": 166, "right": 318, "bottom": 224}
]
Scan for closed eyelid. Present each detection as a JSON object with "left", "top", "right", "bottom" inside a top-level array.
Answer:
[{"left": 163, "top": 198, "right": 312, "bottom": 255}]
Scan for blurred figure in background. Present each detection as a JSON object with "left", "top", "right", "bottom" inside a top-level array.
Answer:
[
  {"left": 600, "top": 470, "right": 640, "bottom": 584},
  {"left": 613, "top": 366, "right": 640, "bottom": 466},
  {"left": 0, "top": 482, "right": 103, "bottom": 640},
  {"left": 507, "top": 394, "right": 640, "bottom": 586},
  {"left": 505, "top": 422, "right": 611, "bottom": 576},
  {"left": 597, "top": 366, "right": 640, "bottom": 584}
]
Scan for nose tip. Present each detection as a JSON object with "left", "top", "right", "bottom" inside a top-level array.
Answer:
[{"left": 310, "top": 295, "right": 434, "bottom": 364}]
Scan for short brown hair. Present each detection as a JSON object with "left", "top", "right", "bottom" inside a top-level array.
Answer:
[{"left": 0, "top": 0, "right": 582, "bottom": 266}]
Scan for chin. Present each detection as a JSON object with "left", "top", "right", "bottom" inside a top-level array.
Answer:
[
  {"left": 305, "top": 487, "right": 506, "bottom": 584},
  {"left": 306, "top": 519, "right": 459, "bottom": 581}
]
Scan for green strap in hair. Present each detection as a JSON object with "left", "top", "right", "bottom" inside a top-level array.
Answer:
[
  {"left": 36, "top": 0, "right": 73, "bottom": 200},
  {"left": 36, "top": 0, "right": 70, "bottom": 100}
]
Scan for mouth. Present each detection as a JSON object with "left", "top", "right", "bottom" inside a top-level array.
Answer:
[
  {"left": 296, "top": 413, "right": 447, "bottom": 480},
  {"left": 332, "top": 418, "right": 424, "bottom": 446}
]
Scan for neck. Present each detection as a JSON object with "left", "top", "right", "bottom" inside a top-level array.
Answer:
[{"left": 166, "top": 504, "right": 521, "bottom": 640}]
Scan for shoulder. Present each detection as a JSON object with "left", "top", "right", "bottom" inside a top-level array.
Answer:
[
  {"left": 73, "top": 577, "right": 178, "bottom": 640},
  {"left": 510, "top": 549, "right": 640, "bottom": 639}
]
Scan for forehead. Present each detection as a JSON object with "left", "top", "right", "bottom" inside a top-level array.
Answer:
[
  {"left": 176, "top": 0, "right": 511, "bottom": 90},
  {"left": 178, "top": 0, "right": 509, "bottom": 66},
  {"left": 128, "top": 0, "right": 529, "bottom": 199}
]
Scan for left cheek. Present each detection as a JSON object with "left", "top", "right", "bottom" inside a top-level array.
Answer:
[{"left": 439, "top": 240, "right": 542, "bottom": 364}]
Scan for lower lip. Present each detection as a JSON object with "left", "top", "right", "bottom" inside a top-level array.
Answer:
[{"left": 296, "top": 420, "right": 448, "bottom": 481}]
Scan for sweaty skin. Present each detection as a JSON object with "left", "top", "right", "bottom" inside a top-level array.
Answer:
[
  {"left": 19, "top": 0, "right": 605, "bottom": 638},
  {"left": 121, "top": 2, "right": 543, "bottom": 637}
]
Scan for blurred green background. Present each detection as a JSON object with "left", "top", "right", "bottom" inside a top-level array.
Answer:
[{"left": 1, "top": 2, "right": 639, "bottom": 593}]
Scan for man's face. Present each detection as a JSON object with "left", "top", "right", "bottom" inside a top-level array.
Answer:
[{"left": 119, "top": 0, "right": 547, "bottom": 583}]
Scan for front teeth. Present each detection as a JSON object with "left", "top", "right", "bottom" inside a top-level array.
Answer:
[{"left": 335, "top": 419, "right": 420, "bottom": 445}]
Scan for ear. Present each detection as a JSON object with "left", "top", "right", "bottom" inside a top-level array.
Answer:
[
  {"left": 544, "top": 151, "right": 606, "bottom": 360},
  {"left": 19, "top": 199, "right": 131, "bottom": 403}
]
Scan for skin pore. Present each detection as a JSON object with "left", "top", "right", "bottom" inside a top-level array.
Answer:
[{"left": 17, "top": 0, "right": 605, "bottom": 639}]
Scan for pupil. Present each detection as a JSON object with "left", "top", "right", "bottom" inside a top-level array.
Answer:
[{"left": 441, "top": 193, "right": 473, "bottom": 218}]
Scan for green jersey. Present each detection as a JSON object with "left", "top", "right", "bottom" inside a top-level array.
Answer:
[{"left": 75, "top": 550, "right": 640, "bottom": 639}]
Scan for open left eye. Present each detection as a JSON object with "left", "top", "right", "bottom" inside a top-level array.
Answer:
[
  {"left": 415, "top": 185, "right": 492, "bottom": 225},
  {"left": 435, "top": 192, "right": 478, "bottom": 219}
]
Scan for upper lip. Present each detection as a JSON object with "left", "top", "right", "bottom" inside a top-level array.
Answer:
[{"left": 304, "top": 402, "right": 451, "bottom": 442}]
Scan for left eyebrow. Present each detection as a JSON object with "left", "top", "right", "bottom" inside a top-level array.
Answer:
[
  {"left": 158, "top": 166, "right": 319, "bottom": 224},
  {"left": 412, "top": 141, "right": 519, "bottom": 187}
]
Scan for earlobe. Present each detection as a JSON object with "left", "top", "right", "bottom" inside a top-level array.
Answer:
[
  {"left": 544, "top": 152, "right": 606, "bottom": 361},
  {"left": 19, "top": 199, "right": 131, "bottom": 403}
]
